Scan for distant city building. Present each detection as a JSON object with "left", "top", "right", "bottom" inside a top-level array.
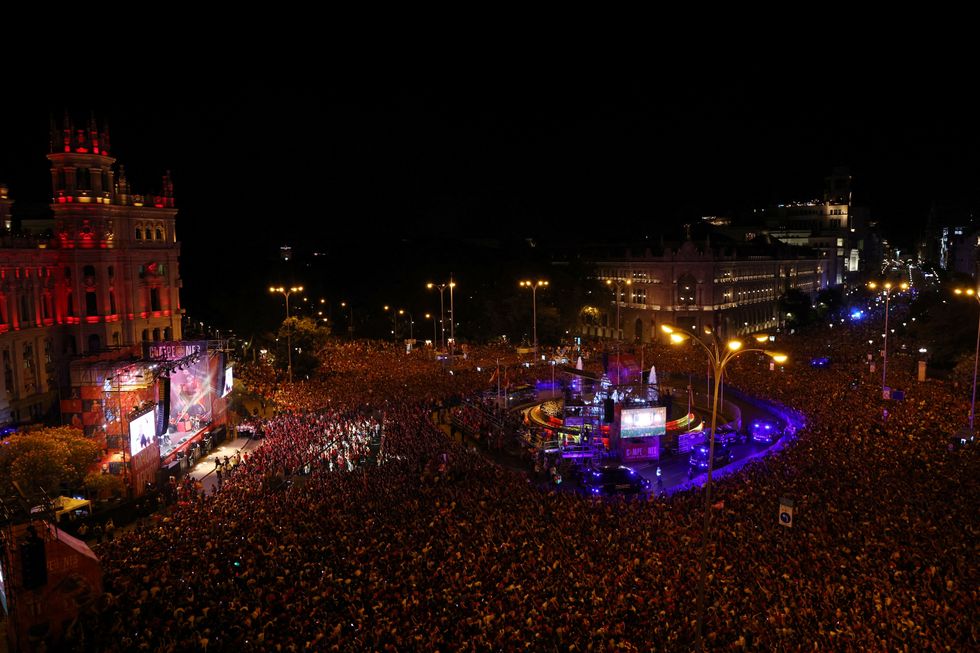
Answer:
[
  {"left": 754, "top": 168, "right": 869, "bottom": 285},
  {"left": 585, "top": 235, "right": 829, "bottom": 342},
  {"left": 0, "top": 115, "right": 182, "bottom": 425}
]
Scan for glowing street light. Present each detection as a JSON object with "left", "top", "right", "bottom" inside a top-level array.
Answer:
[
  {"left": 425, "top": 313, "right": 437, "bottom": 346},
  {"left": 664, "top": 322, "right": 787, "bottom": 650},
  {"left": 605, "top": 278, "right": 632, "bottom": 340},
  {"left": 519, "top": 280, "right": 549, "bottom": 351},
  {"left": 954, "top": 287, "right": 980, "bottom": 432},
  {"left": 869, "top": 281, "right": 908, "bottom": 396},
  {"left": 427, "top": 278, "right": 457, "bottom": 351},
  {"left": 269, "top": 285, "right": 303, "bottom": 383}
]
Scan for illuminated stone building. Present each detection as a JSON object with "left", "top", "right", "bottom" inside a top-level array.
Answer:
[
  {"left": 585, "top": 236, "right": 829, "bottom": 343},
  {"left": 755, "top": 168, "right": 869, "bottom": 285},
  {"left": 0, "top": 116, "right": 182, "bottom": 424}
]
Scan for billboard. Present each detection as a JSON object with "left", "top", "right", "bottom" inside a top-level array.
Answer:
[
  {"left": 620, "top": 407, "right": 667, "bottom": 438},
  {"left": 129, "top": 409, "right": 156, "bottom": 456}
]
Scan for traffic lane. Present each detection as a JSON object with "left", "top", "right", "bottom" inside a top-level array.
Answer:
[{"left": 631, "top": 438, "right": 774, "bottom": 490}]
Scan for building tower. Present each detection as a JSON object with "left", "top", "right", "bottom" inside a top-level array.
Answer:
[{"left": 47, "top": 113, "right": 182, "bottom": 352}]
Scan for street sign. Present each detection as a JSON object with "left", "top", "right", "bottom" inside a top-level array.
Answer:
[{"left": 778, "top": 497, "right": 794, "bottom": 528}]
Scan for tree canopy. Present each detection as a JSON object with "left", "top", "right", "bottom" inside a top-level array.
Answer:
[{"left": 0, "top": 426, "right": 100, "bottom": 495}]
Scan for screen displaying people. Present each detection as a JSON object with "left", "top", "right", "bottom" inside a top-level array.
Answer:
[
  {"left": 129, "top": 409, "right": 157, "bottom": 456},
  {"left": 620, "top": 407, "right": 667, "bottom": 438},
  {"left": 223, "top": 366, "right": 233, "bottom": 398},
  {"left": 168, "top": 359, "right": 213, "bottom": 436}
]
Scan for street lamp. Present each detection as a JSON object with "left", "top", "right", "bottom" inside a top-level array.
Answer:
[
  {"left": 662, "top": 323, "right": 787, "bottom": 650},
  {"left": 340, "top": 301, "right": 353, "bottom": 339},
  {"left": 954, "top": 287, "right": 980, "bottom": 431},
  {"left": 868, "top": 281, "right": 908, "bottom": 397},
  {"left": 269, "top": 285, "right": 303, "bottom": 383},
  {"left": 519, "top": 280, "right": 549, "bottom": 351},
  {"left": 425, "top": 313, "right": 437, "bottom": 345},
  {"left": 383, "top": 305, "right": 400, "bottom": 339},
  {"left": 398, "top": 309, "right": 414, "bottom": 341},
  {"left": 427, "top": 278, "right": 457, "bottom": 351},
  {"left": 605, "top": 278, "right": 632, "bottom": 340}
]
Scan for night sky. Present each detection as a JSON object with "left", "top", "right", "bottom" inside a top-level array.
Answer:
[{"left": 1, "top": 62, "right": 978, "bottom": 335}]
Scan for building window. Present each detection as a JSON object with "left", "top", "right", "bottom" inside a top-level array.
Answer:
[
  {"left": 77, "top": 167, "right": 91, "bottom": 190},
  {"left": 155, "top": 228, "right": 163, "bottom": 240},
  {"left": 145, "top": 228, "right": 152, "bottom": 241},
  {"left": 152, "top": 328, "right": 161, "bottom": 342},
  {"left": 135, "top": 228, "right": 142, "bottom": 240},
  {"left": 85, "top": 291, "right": 98, "bottom": 316},
  {"left": 87, "top": 334, "right": 101, "bottom": 352},
  {"left": 20, "top": 295, "right": 30, "bottom": 326},
  {"left": 150, "top": 288, "right": 161, "bottom": 312},
  {"left": 83, "top": 265, "right": 96, "bottom": 279},
  {"left": 141, "top": 329, "right": 149, "bottom": 342},
  {"left": 109, "top": 290, "right": 117, "bottom": 315}
]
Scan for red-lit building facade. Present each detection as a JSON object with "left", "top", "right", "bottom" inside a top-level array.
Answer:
[{"left": 0, "top": 116, "right": 182, "bottom": 425}]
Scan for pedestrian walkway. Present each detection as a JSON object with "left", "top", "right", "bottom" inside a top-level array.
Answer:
[{"left": 186, "top": 435, "right": 261, "bottom": 493}]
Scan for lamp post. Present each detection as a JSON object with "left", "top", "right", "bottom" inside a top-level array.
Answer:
[
  {"left": 519, "top": 280, "right": 549, "bottom": 352},
  {"left": 449, "top": 277, "right": 456, "bottom": 353},
  {"left": 398, "top": 309, "right": 414, "bottom": 341},
  {"left": 425, "top": 313, "right": 437, "bottom": 346},
  {"left": 340, "top": 301, "right": 353, "bottom": 339},
  {"left": 383, "top": 305, "right": 399, "bottom": 340},
  {"left": 868, "top": 281, "right": 907, "bottom": 397},
  {"left": 662, "top": 324, "right": 787, "bottom": 651},
  {"left": 605, "top": 278, "right": 632, "bottom": 340},
  {"left": 606, "top": 278, "right": 632, "bottom": 384},
  {"left": 953, "top": 287, "right": 980, "bottom": 431},
  {"left": 427, "top": 279, "right": 456, "bottom": 352},
  {"left": 269, "top": 285, "right": 303, "bottom": 383}
]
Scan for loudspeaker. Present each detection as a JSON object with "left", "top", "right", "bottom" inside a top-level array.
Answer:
[
  {"left": 20, "top": 537, "right": 47, "bottom": 590},
  {"left": 603, "top": 398, "right": 615, "bottom": 423}
]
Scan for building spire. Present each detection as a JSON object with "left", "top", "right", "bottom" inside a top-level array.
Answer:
[
  {"left": 49, "top": 114, "right": 59, "bottom": 153},
  {"left": 89, "top": 111, "right": 100, "bottom": 153},
  {"left": 62, "top": 109, "right": 73, "bottom": 152},
  {"left": 161, "top": 170, "right": 175, "bottom": 208}
]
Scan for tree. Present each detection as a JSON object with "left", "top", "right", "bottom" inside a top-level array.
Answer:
[
  {"left": 276, "top": 316, "right": 332, "bottom": 378},
  {"left": 778, "top": 288, "right": 816, "bottom": 329},
  {"left": 84, "top": 472, "right": 126, "bottom": 500},
  {"left": 0, "top": 427, "right": 100, "bottom": 495}
]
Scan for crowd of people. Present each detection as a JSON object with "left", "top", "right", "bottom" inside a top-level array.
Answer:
[{"left": 64, "top": 328, "right": 977, "bottom": 651}]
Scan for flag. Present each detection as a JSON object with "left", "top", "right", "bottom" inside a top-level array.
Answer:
[{"left": 489, "top": 368, "right": 498, "bottom": 383}]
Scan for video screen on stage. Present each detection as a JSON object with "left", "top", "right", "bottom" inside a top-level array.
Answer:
[
  {"left": 222, "top": 366, "right": 233, "bottom": 397},
  {"left": 168, "top": 357, "right": 213, "bottom": 436},
  {"left": 620, "top": 407, "right": 667, "bottom": 438},
  {"left": 129, "top": 409, "right": 156, "bottom": 456}
]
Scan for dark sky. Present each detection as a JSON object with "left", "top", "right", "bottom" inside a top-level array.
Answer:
[{"left": 1, "top": 61, "right": 977, "bottom": 331}]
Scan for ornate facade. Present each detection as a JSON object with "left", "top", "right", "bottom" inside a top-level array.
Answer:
[
  {"left": 585, "top": 238, "right": 829, "bottom": 343},
  {"left": 0, "top": 116, "right": 182, "bottom": 424}
]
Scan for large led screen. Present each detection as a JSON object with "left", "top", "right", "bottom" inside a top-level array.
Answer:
[
  {"left": 620, "top": 407, "right": 667, "bottom": 438},
  {"left": 222, "top": 366, "right": 233, "bottom": 398},
  {"left": 168, "top": 358, "right": 213, "bottom": 434},
  {"left": 129, "top": 409, "right": 157, "bottom": 456}
]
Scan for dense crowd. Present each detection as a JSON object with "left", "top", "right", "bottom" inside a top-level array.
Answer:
[{"left": 68, "top": 331, "right": 977, "bottom": 651}]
